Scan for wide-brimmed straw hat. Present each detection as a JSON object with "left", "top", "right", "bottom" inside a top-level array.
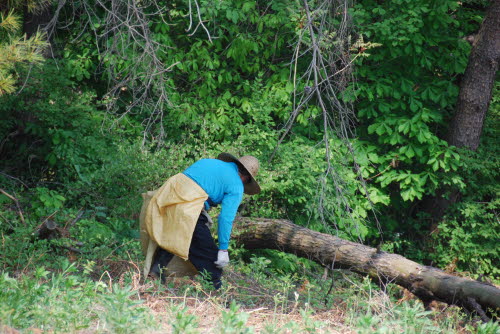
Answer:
[{"left": 217, "top": 153, "right": 261, "bottom": 195}]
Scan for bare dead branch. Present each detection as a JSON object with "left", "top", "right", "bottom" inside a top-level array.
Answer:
[
  {"left": 272, "top": 0, "right": 383, "bottom": 240},
  {"left": 0, "top": 188, "right": 26, "bottom": 225},
  {"left": 46, "top": 0, "right": 183, "bottom": 143},
  {"left": 186, "top": 0, "right": 213, "bottom": 42}
]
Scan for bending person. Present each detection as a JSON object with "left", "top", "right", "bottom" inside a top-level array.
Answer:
[{"left": 141, "top": 153, "right": 260, "bottom": 289}]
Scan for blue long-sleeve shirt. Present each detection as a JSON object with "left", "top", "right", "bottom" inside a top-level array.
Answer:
[{"left": 183, "top": 159, "right": 244, "bottom": 250}]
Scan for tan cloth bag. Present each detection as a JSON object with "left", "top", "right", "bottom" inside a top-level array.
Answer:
[{"left": 139, "top": 173, "right": 208, "bottom": 277}]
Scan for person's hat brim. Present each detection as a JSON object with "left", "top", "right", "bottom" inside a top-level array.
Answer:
[{"left": 217, "top": 153, "right": 261, "bottom": 195}]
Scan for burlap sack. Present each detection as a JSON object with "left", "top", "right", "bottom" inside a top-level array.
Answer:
[{"left": 139, "top": 173, "right": 207, "bottom": 277}]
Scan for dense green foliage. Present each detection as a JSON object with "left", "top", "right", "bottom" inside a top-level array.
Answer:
[
  {"left": 1, "top": 0, "right": 498, "bottom": 274},
  {"left": 0, "top": 1, "right": 498, "bottom": 331},
  {"left": 430, "top": 84, "right": 500, "bottom": 277},
  {"left": 345, "top": 0, "right": 498, "bottom": 270},
  {"left": 351, "top": 0, "right": 468, "bottom": 203}
]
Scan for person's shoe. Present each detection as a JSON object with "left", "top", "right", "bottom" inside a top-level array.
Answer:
[
  {"left": 149, "top": 248, "right": 174, "bottom": 285},
  {"left": 149, "top": 264, "right": 166, "bottom": 284}
]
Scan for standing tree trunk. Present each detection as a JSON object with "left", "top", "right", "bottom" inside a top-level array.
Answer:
[
  {"left": 233, "top": 217, "right": 500, "bottom": 319},
  {"left": 447, "top": 0, "right": 500, "bottom": 150},
  {"left": 424, "top": 0, "right": 500, "bottom": 227},
  {"left": 23, "top": 5, "right": 52, "bottom": 38},
  {"left": 23, "top": 2, "right": 55, "bottom": 58}
]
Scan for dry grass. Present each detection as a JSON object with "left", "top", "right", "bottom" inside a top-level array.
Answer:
[
  {"left": 77, "top": 260, "right": 475, "bottom": 334},
  {"left": 83, "top": 260, "right": 355, "bottom": 333},
  {"left": 141, "top": 291, "right": 352, "bottom": 333}
]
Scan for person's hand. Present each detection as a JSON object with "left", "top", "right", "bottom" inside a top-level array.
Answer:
[{"left": 214, "top": 250, "right": 229, "bottom": 268}]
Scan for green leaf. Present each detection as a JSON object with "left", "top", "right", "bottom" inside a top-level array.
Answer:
[
  {"left": 368, "top": 153, "right": 379, "bottom": 163},
  {"left": 401, "top": 189, "right": 411, "bottom": 201},
  {"left": 398, "top": 121, "right": 410, "bottom": 135},
  {"left": 410, "top": 98, "right": 419, "bottom": 112},
  {"left": 405, "top": 146, "right": 415, "bottom": 159},
  {"left": 432, "top": 160, "right": 439, "bottom": 171},
  {"left": 367, "top": 123, "right": 379, "bottom": 134},
  {"left": 376, "top": 124, "right": 386, "bottom": 135}
]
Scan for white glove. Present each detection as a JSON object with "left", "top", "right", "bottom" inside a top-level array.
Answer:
[{"left": 214, "top": 250, "right": 229, "bottom": 269}]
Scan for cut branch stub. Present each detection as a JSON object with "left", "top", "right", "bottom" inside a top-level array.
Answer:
[{"left": 34, "top": 220, "right": 60, "bottom": 240}]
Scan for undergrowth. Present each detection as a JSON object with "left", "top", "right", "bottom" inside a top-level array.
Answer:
[{"left": 0, "top": 204, "right": 498, "bottom": 333}]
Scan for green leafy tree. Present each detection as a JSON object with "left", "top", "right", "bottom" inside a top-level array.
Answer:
[
  {"left": 1, "top": 0, "right": 496, "bottom": 279},
  {"left": 350, "top": 0, "right": 472, "bottom": 204}
]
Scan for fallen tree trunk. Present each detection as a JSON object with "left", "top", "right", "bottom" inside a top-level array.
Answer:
[{"left": 233, "top": 217, "right": 500, "bottom": 317}]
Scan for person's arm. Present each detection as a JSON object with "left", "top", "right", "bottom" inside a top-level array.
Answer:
[
  {"left": 217, "top": 191, "right": 243, "bottom": 250},
  {"left": 204, "top": 198, "right": 218, "bottom": 211}
]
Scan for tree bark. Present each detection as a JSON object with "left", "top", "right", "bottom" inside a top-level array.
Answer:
[
  {"left": 23, "top": 5, "right": 52, "bottom": 38},
  {"left": 424, "top": 0, "right": 500, "bottom": 228},
  {"left": 233, "top": 217, "right": 500, "bottom": 314},
  {"left": 447, "top": 0, "right": 500, "bottom": 150},
  {"left": 23, "top": 2, "right": 56, "bottom": 58}
]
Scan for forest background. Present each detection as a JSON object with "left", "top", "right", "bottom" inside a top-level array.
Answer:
[{"left": 0, "top": 0, "right": 498, "bottom": 332}]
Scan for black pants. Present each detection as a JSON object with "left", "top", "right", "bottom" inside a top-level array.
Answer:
[{"left": 150, "top": 212, "right": 222, "bottom": 289}]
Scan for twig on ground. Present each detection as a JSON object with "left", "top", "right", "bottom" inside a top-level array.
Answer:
[
  {"left": 0, "top": 188, "right": 26, "bottom": 225},
  {"left": 64, "top": 208, "right": 85, "bottom": 229}
]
